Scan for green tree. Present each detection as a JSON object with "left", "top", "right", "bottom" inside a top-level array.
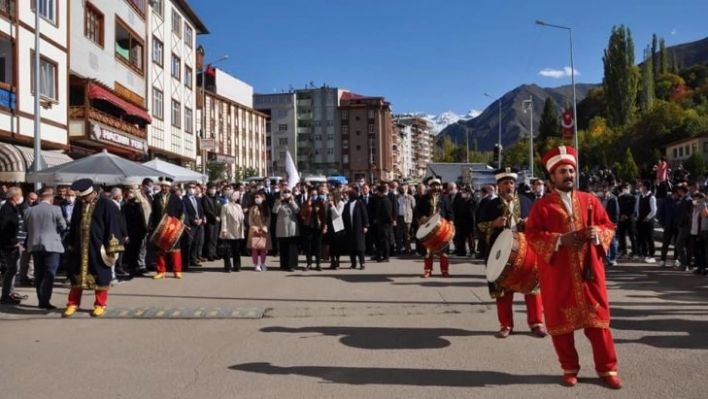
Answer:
[
  {"left": 651, "top": 34, "right": 659, "bottom": 78},
  {"left": 659, "top": 37, "right": 669, "bottom": 75},
  {"left": 619, "top": 148, "right": 639, "bottom": 181},
  {"left": 208, "top": 162, "right": 227, "bottom": 182},
  {"left": 639, "top": 45, "right": 655, "bottom": 115},
  {"left": 501, "top": 139, "right": 530, "bottom": 169},
  {"left": 538, "top": 97, "right": 560, "bottom": 152},
  {"left": 684, "top": 151, "right": 707, "bottom": 179},
  {"left": 577, "top": 87, "right": 606, "bottom": 130},
  {"left": 655, "top": 73, "right": 686, "bottom": 100},
  {"left": 602, "top": 25, "right": 640, "bottom": 127}
]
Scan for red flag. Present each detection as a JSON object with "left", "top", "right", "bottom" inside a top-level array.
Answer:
[{"left": 561, "top": 111, "right": 574, "bottom": 140}]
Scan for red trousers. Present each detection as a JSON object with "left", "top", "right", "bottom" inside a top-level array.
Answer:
[
  {"left": 496, "top": 293, "right": 543, "bottom": 329},
  {"left": 156, "top": 251, "right": 182, "bottom": 273},
  {"left": 551, "top": 328, "right": 618, "bottom": 376},
  {"left": 424, "top": 253, "right": 449, "bottom": 273},
  {"left": 67, "top": 288, "right": 108, "bottom": 307}
]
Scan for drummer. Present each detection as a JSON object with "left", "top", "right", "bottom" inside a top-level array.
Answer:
[
  {"left": 416, "top": 176, "right": 453, "bottom": 278},
  {"left": 477, "top": 167, "right": 547, "bottom": 338},
  {"left": 151, "top": 176, "right": 186, "bottom": 279}
]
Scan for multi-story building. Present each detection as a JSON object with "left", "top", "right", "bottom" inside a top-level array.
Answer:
[
  {"left": 665, "top": 133, "right": 708, "bottom": 164},
  {"left": 68, "top": 0, "right": 153, "bottom": 160},
  {"left": 294, "top": 86, "right": 345, "bottom": 176},
  {"left": 0, "top": 0, "right": 73, "bottom": 182},
  {"left": 146, "top": 0, "right": 208, "bottom": 166},
  {"left": 394, "top": 116, "right": 433, "bottom": 178},
  {"left": 339, "top": 92, "right": 393, "bottom": 183},
  {"left": 393, "top": 122, "right": 412, "bottom": 180},
  {"left": 253, "top": 92, "right": 296, "bottom": 176},
  {"left": 199, "top": 67, "right": 267, "bottom": 179}
]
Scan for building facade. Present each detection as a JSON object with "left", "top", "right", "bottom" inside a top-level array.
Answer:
[
  {"left": 200, "top": 68, "right": 267, "bottom": 179},
  {"left": 665, "top": 133, "right": 708, "bottom": 165},
  {"left": 0, "top": 0, "right": 73, "bottom": 182},
  {"left": 394, "top": 116, "right": 433, "bottom": 178},
  {"left": 294, "top": 87, "right": 345, "bottom": 176},
  {"left": 68, "top": 0, "right": 154, "bottom": 160},
  {"left": 146, "top": 0, "right": 208, "bottom": 166},
  {"left": 253, "top": 92, "right": 297, "bottom": 177},
  {"left": 339, "top": 92, "right": 393, "bottom": 183}
]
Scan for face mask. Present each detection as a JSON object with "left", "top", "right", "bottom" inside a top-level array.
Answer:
[
  {"left": 256, "top": 186, "right": 264, "bottom": 191},
  {"left": 283, "top": 193, "right": 292, "bottom": 200},
  {"left": 622, "top": 189, "right": 630, "bottom": 195},
  {"left": 693, "top": 200, "right": 699, "bottom": 206},
  {"left": 359, "top": 181, "right": 365, "bottom": 187},
  {"left": 255, "top": 197, "right": 263, "bottom": 205},
  {"left": 146, "top": 186, "right": 154, "bottom": 194},
  {"left": 188, "top": 188, "right": 195, "bottom": 196},
  {"left": 224, "top": 190, "right": 233, "bottom": 198},
  {"left": 535, "top": 186, "right": 544, "bottom": 195},
  {"left": 265, "top": 181, "right": 271, "bottom": 187},
  {"left": 450, "top": 189, "right": 458, "bottom": 195},
  {"left": 66, "top": 196, "right": 75, "bottom": 204},
  {"left": 294, "top": 190, "right": 300, "bottom": 196},
  {"left": 16, "top": 197, "right": 24, "bottom": 205},
  {"left": 208, "top": 189, "right": 217, "bottom": 196}
]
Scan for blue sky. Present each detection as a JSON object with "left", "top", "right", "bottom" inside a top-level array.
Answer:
[{"left": 191, "top": 0, "right": 708, "bottom": 115}]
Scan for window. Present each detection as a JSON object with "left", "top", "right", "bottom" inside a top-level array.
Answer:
[
  {"left": 327, "top": 120, "right": 334, "bottom": 126},
  {"left": 84, "top": 3, "right": 104, "bottom": 46},
  {"left": 342, "top": 126, "right": 349, "bottom": 135},
  {"left": 368, "top": 124, "right": 375, "bottom": 134},
  {"left": 673, "top": 148, "right": 677, "bottom": 158},
  {"left": 327, "top": 134, "right": 334, "bottom": 141},
  {"left": 278, "top": 138, "right": 288, "bottom": 146},
  {"left": 342, "top": 140, "right": 349, "bottom": 149},
  {"left": 341, "top": 111, "right": 348, "bottom": 120},
  {"left": 368, "top": 109, "right": 375, "bottom": 119},
  {"left": 171, "top": 54, "right": 180, "bottom": 79},
  {"left": 356, "top": 130, "right": 360, "bottom": 136},
  {"left": 0, "top": 34, "right": 15, "bottom": 90},
  {"left": 184, "top": 65, "right": 192, "bottom": 88},
  {"left": 152, "top": 88, "right": 163, "bottom": 119},
  {"left": 279, "top": 152, "right": 286, "bottom": 160},
  {"left": 343, "top": 154, "right": 349, "bottom": 164},
  {"left": 315, "top": 135, "right": 322, "bottom": 142},
  {"left": 115, "top": 19, "right": 144, "bottom": 73},
  {"left": 327, "top": 148, "right": 334, "bottom": 155},
  {"left": 31, "top": 53, "right": 57, "bottom": 101},
  {"left": 356, "top": 145, "right": 361, "bottom": 150},
  {"left": 152, "top": 37, "right": 163, "bottom": 66},
  {"left": 184, "top": 107, "right": 193, "bottom": 133},
  {"left": 184, "top": 24, "right": 193, "bottom": 47},
  {"left": 171, "top": 100, "right": 181, "bottom": 128},
  {"left": 151, "top": 0, "right": 163, "bottom": 17},
  {"left": 313, "top": 121, "right": 321, "bottom": 127},
  {"left": 32, "top": 0, "right": 57, "bottom": 25},
  {"left": 703, "top": 143, "right": 708, "bottom": 153},
  {"left": 355, "top": 116, "right": 360, "bottom": 121},
  {"left": 171, "top": 9, "right": 182, "bottom": 37},
  {"left": 679, "top": 147, "right": 684, "bottom": 157},
  {"left": 278, "top": 124, "right": 288, "bottom": 131}
]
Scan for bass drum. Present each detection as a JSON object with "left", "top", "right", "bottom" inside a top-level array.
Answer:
[
  {"left": 486, "top": 229, "right": 538, "bottom": 293},
  {"left": 415, "top": 214, "right": 455, "bottom": 254},
  {"left": 150, "top": 215, "right": 185, "bottom": 252}
]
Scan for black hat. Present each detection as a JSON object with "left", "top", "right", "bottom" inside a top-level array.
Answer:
[
  {"left": 494, "top": 167, "right": 518, "bottom": 182},
  {"left": 70, "top": 178, "right": 95, "bottom": 197},
  {"left": 158, "top": 176, "right": 173, "bottom": 186}
]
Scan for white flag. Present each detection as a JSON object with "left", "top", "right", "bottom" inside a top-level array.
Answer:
[{"left": 285, "top": 150, "right": 299, "bottom": 189}]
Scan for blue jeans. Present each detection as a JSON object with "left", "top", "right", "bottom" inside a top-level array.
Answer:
[
  {"left": 32, "top": 251, "right": 61, "bottom": 306},
  {"left": 1, "top": 247, "right": 20, "bottom": 299},
  {"left": 606, "top": 232, "right": 618, "bottom": 262}
]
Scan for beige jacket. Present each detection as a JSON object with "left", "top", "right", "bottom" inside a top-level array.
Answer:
[{"left": 220, "top": 202, "right": 245, "bottom": 240}]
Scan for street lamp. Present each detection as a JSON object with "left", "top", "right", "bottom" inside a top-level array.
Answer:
[
  {"left": 484, "top": 92, "right": 502, "bottom": 168},
  {"left": 536, "top": 20, "right": 579, "bottom": 186},
  {"left": 522, "top": 97, "right": 534, "bottom": 177},
  {"left": 199, "top": 55, "right": 229, "bottom": 174}
]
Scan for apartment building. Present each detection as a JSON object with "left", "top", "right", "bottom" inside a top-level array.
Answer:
[
  {"left": 393, "top": 122, "right": 412, "bottom": 180},
  {"left": 394, "top": 116, "right": 433, "bottom": 178},
  {"left": 253, "top": 92, "right": 296, "bottom": 176},
  {"left": 67, "top": 0, "right": 154, "bottom": 160},
  {"left": 339, "top": 92, "right": 393, "bottom": 183},
  {"left": 200, "top": 67, "right": 267, "bottom": 178},
  {"left": 0, "top": 0, "right": 73, "bottom": 182},
  {"left": 146, "top": 0, "right": 207, "bottom": 166}
]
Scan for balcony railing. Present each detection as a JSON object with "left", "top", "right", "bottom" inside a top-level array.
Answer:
[{"left": 70, "top": 106, "right": 147, "bottom": 139}]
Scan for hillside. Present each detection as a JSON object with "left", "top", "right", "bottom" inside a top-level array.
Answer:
[{"left": 438, "top": 83, "right": 597, "bottom": 150}]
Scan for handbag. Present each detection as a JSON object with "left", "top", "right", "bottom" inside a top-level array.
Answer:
[
  {"left": 217, "top": 239, "right": 231, "bottom": 258},
  {"left": 250, "top": 236, "right": 266, "bottom": 249}
]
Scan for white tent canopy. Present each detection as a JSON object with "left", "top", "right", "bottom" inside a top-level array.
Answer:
[{"left": 142, "top": 158, "right": 207, "bottom": 183}]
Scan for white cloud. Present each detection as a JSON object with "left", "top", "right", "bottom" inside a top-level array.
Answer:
[
  {"left": 538, "top": 66, "right": 580, "bottom": 78},
  {"left": 670, "top": 29, "right": 677, "bottom": 35}
]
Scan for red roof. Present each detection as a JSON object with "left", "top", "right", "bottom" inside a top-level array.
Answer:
[
  {"left": 88, "top": 82, "right": 152, "bottom": 123},
  {"left": 341, "top": 91, "right": 375, "bottom": 100}
]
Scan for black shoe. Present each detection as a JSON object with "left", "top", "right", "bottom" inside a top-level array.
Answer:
[
  {"left": 360, "top": 264, "right": 366, "bottom": 270},
  {"left": 19, "top": 278, "right": 34, "bottom": 287},
  {"left": 316, "top": 266, "right": 322, "bottom": 271},
  {"left": 287, "top": 268, "right": 295, "bottom": 272},
  {"left": 39, "top": 303, "right": 57, "bottom": 310},
  {"left": 0, "top": 296, "right": 21, "bottom": 305},
  {"left": 10, "top": 293, "right": 28, "bottom": 300},
  {"left": 224, "top": 268, "right": 232, "bottom": 273}
]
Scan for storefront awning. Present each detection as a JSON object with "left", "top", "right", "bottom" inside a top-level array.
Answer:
[
  {"left": 0, "top": 143, "right": 75, "bottom": 183},
  {"left": 87, "top": 83, "right": 152, "bottom": 124}
]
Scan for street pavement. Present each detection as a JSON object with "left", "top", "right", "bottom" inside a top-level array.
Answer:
[{"left": 1, "top": 254, "right": 707, "bottom": 399}]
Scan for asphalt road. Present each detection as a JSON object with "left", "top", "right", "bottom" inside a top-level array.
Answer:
[{"left": 1, "top": 255, "right": 707, "bottom": 399}]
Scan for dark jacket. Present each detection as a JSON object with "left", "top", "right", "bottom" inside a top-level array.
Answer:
[
  {"left": 202, "top": 194, "right": 222, "bottom": 224},
  {"left": 343, "top": 199, "right": 369, "bottom": 252},
  {"left": 0, "top": 201, "right": 20, "bottom": 249},
  {"left": 602, "top": 194, "right": 620, "bottom": 224},
  {"left": 183, "top": 195, "right": 205, "bottom": 228},
  {"left": 658, "top": 197, "right": 680, "bottom": 229},
  {"left": 375, "top": 195, "right": 394, "bottom": 226}
]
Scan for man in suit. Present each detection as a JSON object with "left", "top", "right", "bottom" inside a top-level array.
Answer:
[
  {"left": 25, "top": 187, "right": 67, "bottom": 309},
  {"left": 0, "top": 186, "right": 25, "bottom": 305},
  {"left": 183, "top": 182, "right": 205, "bottom": 268},
  {"left": 361, "top": 184, "right": 377, "bottom": 256},
  {"left": 343, "top": 185, "right": 369, "bottom": 269},
  {"left": 374, "top": 185, "right": 394, "bottom": 262},
  {"left": 151, "top": 177, "right": 186, "bottom": 279},
  {"left": 474, "top": 185, "right": 496, "bottom": 259},
  {"left": 201, "top": 183, "right": 222, "bottom": 261}
]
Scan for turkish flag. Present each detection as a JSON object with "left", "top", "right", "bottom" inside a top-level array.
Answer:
[{"left": 561, "top": 111, "right": 574, "bottom": 140}]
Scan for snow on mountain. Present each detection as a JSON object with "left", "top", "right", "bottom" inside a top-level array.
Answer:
[{"left": 404, "top": 110, "right": 480, "bottom": 135}]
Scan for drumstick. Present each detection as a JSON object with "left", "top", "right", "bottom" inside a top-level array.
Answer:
[{"left": 583, "top": 205, "right": 595, "bottom": 281}]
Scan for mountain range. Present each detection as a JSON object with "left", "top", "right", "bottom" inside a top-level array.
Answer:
[{"left": 434, "top": 35, "right": 708, "bottom": 151}]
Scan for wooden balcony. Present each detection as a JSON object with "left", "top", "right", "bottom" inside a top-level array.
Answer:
[
  {"left": 69, "top": 106, "right": 147, "bottom": 140},
  {"left": 0, "top": 0, "right": 15, "bottom": 19}
]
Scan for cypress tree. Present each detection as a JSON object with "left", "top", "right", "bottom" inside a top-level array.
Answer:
[{"left": 602, "top": 25, "right": 640, "bottom": 128}]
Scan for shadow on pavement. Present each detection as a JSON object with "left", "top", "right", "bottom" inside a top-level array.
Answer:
[
  {"left": 228, "top": 362, "right": 559, "bottom": 387},
  {"left": 260, "top": 326, "right": 486, "bottom": 350},
  {"left": 606, "top": 265, "right": 708, "bottom": 304},
  {"left": 0, "top": 305, "right": 60, "bottom": 317},
  {"left": 286, "top": 273, "right": 486, "bottom": 284}
]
